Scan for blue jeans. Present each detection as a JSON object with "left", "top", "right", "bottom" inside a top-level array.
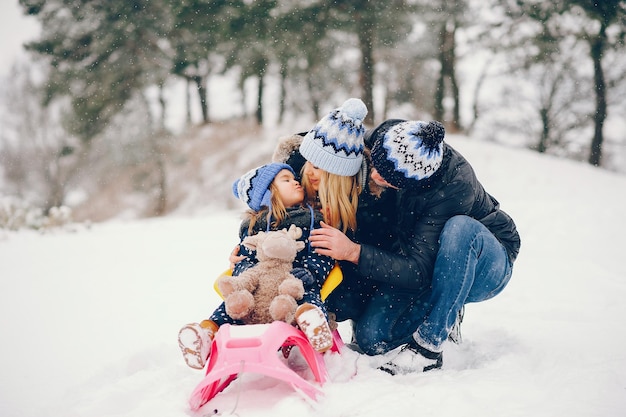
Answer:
[{"left": 342, "top": 215, "right": 513, "bottom": 355}]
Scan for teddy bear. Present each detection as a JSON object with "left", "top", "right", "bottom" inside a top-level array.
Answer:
[{"left": 216, "top": 224, "right": 306, "bottom": 325}]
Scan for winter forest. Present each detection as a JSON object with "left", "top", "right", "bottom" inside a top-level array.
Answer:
[
  {"left": 2, "top": 2, "right": 626, "bottom": 417},
  {"left": 1, "top": 0, "right": 625, "bottom": 229}
]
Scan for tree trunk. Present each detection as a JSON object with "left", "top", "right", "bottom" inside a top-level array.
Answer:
[
  {"left": 538, "top": 107, "right": 549, "bottom": 153},
  {"left": 255, "top": 57, "right": 268, "bottom": 125},
  {"left": 154, "top": 146, "right": 167, "bottom": 216},
  {"left": 43, "top": 158, "right": 65, "bottom": 215},
  {"left": 435, "top": 20, "right": 460, "bottom": 131},
  {"left": 434, "top": 64, "right": 445, "bottom": 122},
  {"left": 357, "top": 11, "right": 375, "bottom": 125},
  {"left": 256, "top": 74, "right": 264, "bottom": 125},
  {"left": 434, "top": 21, "right": 447, "bottom": 123},
  {"left": 193, "top": 75, "right": 209, "bottom": 123},
  {"left": 158, "top": 84, "right": 166, "bottom": 131},
  {"left": 467, "top": 57, "right": 492, "bottom": 135},
  {"left": 185, "top": 78, "right": 192, "bottom": 125},
  {"left": 588, "top": 27, "right": 607, "bottom": 167},
  {"left": 449, "top": 34, "right": 461, "bottom": 132},
  {"left": 278, "top": 63, "right": 287, "bottom": 124},
  {"left": 305, "top": 57, "right": 321, "bottom": 121}
]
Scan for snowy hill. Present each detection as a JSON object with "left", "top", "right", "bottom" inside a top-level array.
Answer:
[{"left": 1, "top": 134, "right": 625, "bottom": 417}]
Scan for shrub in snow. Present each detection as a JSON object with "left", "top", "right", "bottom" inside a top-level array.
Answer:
[{"left": 0, "top": 196, "right": 74, "bottom": 231}]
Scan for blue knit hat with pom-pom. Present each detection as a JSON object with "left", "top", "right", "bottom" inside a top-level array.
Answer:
[
  {"left": 370, "top": 120, "right": 446, "bottom": 189},
  {"left": 232, "top": 163, "right": 296, "bottom": 211},
  {"left": 299, "top": 98, "right": 368, "bottom": 176}
]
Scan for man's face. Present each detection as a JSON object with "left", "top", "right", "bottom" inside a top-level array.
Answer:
[{"left": 370, "top": 167, "right": 398, "bottom": 189}]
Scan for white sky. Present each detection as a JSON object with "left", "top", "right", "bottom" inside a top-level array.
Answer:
[{"left": 0, "top": 1, "right": 40, "bottom": 77}]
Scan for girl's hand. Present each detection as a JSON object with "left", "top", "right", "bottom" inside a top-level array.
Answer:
[
  {"left": 229, "top": 245, "right": 245, "bottom": 269},
  {"left": 309, "top": 222, "right": 361, "bottom": 264}
]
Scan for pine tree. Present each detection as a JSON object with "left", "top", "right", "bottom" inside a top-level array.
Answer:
[
  {"left": 169, "top": 0, "right": 241, "bottom": 124},
  {"left": 20, "top": 0, "right": 174, "bottom": 141}
]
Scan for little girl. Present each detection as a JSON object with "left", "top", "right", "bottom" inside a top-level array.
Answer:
[{"left": 178, "top": 162, "right": 335, "bottom": 369}]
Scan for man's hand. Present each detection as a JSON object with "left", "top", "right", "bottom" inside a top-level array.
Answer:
[{"left": 309, "top": 221, "right": 361, "bottom": 264}]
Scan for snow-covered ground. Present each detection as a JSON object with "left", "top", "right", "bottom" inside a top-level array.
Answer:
[{"left": 1, "top": 135, "right": 626, "bottom": 417}]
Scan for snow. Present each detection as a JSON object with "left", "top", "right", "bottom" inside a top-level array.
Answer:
[{"left": 1, "top": 135, "right": 626, "bottom": 417}]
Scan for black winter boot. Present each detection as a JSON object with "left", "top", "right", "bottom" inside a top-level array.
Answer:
[{"left": 379, "top": 341, "right": 443, "bottom": 375}]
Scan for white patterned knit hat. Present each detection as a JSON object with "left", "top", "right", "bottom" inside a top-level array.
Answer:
[
  {"left": 299, "top": 98, "right": 368, "bottom": 176},
  {"left": 370, "top": 120, "right": 446, "bottom": 189}
]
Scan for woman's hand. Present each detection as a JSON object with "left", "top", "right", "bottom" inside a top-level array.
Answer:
[
  {"left": 229, "top": 245, "right": 246, "bottom": 269},
  {"left": 309, "top": 221, "right": 361, "bottom": 264}
]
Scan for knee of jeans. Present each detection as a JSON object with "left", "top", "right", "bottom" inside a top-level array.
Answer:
[
  {"left": 354, "top": 321, "right": 388, "bottom": 355},
  {"left": 443, "top": 215, "right": 473, "bottom": 233},
  {"left": 440, "top": 215, "right": 479, "bottom": 247}
]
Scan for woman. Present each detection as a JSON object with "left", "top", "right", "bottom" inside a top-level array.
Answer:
[{"left": 272, "top": 98, "right": 367, "bottom": 235}]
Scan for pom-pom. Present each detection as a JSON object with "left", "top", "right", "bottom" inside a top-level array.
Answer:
[
  {"left": 420, "top": 121, "right": 445, "bottom": 149},
  {"left": 340, "top": 98, "right": 368, "bottom": 122}
]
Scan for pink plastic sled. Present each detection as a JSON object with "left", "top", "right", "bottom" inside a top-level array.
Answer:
[{"left": 189, "top": 321, "right": 344, "bottom": 410}]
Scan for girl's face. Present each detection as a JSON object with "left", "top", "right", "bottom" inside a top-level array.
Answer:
[
  {"left": 273, "top": 169, "right": 304, "bottom": 207},
  {"left": 303, "top": 161, "right": 322, "bottom": 192}
]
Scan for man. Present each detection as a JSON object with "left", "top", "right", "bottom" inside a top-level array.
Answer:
[{"left": 309, "top": 119, "right": 521, "bottom": 374}]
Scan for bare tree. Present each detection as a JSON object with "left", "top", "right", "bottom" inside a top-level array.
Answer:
[
  {"left": 569, "top": 0, "right": 626, "bottom": 166},
  {"left": 0, "top": 62, "right": 83, "bottom": 213}
]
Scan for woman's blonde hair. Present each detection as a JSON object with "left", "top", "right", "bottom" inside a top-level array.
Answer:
[
  {"left": 245, "top": 182, "right": 289, "bottom": 234},
  {"left": 302, "top": 169, "right": 360, "bottom": 233}
]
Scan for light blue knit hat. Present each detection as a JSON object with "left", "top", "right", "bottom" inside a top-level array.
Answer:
[
  {"left": 299, "top": 98, "right": 368, "bottom": 176},
  {"left": 232, "top": 163, "right": 296, "bottom": 211}
]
